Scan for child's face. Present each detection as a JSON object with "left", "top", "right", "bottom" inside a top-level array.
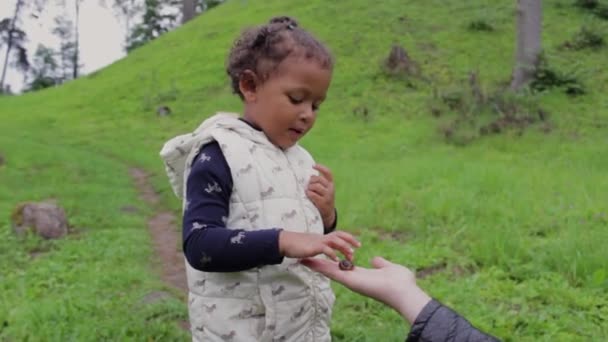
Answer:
[{"left": 242, "top": 56, "right": 332, "bottom": 149}]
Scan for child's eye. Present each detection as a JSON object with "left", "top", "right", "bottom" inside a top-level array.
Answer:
[{"left": 288, "top": 95, "right": 303, "bottom": 104}]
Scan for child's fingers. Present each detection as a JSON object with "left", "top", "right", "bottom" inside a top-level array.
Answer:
[
  {"left": 313, "top": 164, "right": 334, "bottom": 182},
  {"left": 306, "top": 189, "right": 319, "bottom": 201},
  {"left": 307, "top": 183, "right": 328, "bottom": 197},
  {"left": 309, "top": 175, "right": 330, "bottom": 188},
  {"left": 321, "top": 246, "right": 338, "bottom": 261},
  {"left": 327, "top": 238, "right": 354, "bottom": 261},
  {"left": 306, "top": 190, "right": 329, "bottom": 207},
  {"left": 334, "top": 231, "right": 362, "bottom": 248}
]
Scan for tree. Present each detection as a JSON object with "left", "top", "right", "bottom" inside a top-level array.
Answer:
[
  {"left": 52, "top": 0, "right": 82, "bottom": 79},
  {"left": 53, "top": 16, "right": 80, "bottom": 82},
  {"left": 194, "top": 0, "right": 225, "bottom": 15},
  {"left": 181, "top": 0, "right": 196, "bottom": 24},
  {"left": 72, "top": 0, "right": 81, "bottom": 79},
  {"left": 27, "top": 44, "right": 60, "bottom": 91},
  {"left": 181, "top": 0, "right": 226, "bottom": 24},
  {"left": 511, "top": 0, "right": 542, "bottom": 91},
  {"left": 110, "top": 0, "right": 145, "bottom": 52},
  {"left": 127, "top": 0, "right": 180, "bottom": 52},
  {"left": 0, "top": 0, "right": 29, "bottom": 92}
]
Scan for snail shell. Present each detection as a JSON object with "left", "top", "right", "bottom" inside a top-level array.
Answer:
[{"left": 338, "top": 259, "right": 354, "bottom": 271}]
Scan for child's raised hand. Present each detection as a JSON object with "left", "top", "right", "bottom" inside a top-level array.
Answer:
[
  {"left": 306, "top": 164, "right": 336, "bottom": 228},
  {"left": 279, "top": 230, "right": 361, "bottom": 262}
]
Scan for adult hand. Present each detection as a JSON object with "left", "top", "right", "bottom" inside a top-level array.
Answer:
[{"left": 301, "top": 256, "right": 431, "bottom": 323}]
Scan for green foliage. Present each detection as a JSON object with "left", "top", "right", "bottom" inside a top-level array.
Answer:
[
  {"left": 530, "top": 54, "right": 586, "bottom": 96},
  {"left": 430, "top": 72, "right": 549, "bottom": 145},
  {"left": 127, "top": 0, "right": 180, "bottom": 52},
  {"left": 574, "top": 0, "right": 600, "bottom": 10},
  {"left": 52, "top": 16, "right": 80, "bottom": 82},
  {"left": 561, "top": 24, "right": 606, "bottom": 50},
  {"left": 27, "top": 76, "right": 57, "bottom": 91},
  {"left": 27, "top": 44, "right": 61, "bottom": 92},
  {"left": 573, "top": 0, "right": 608, "bottom": 19},
  {"left": 467, "top": 19, "right": 495, "bottom": 32},
  {"left": 0, "top": 16, "right": 30, "bottom": 81},
  {"left": 206, "top": 0, "right": 225, "bottom": 10}
]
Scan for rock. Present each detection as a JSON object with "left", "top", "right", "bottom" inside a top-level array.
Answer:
[
  {"left": 11, "top": 202, "right": 69, "bottom": 239},
  {"left": 157, "top": 105, "right": 172, "bottom": 116}
]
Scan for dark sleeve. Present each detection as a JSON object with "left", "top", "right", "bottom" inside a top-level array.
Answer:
[
  {"left": 182, "top": 141, "right": 284, "bottom": 272},
  {"left": 324, "top": 209, "right": 338, "bottom": 234},
  {"left": 406, "top": 299, "right": 501, "bottom": 342}
]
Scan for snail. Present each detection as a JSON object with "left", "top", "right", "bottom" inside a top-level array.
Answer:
[{"left": 338, "top": 259, "right": 354, "bottom": 271}]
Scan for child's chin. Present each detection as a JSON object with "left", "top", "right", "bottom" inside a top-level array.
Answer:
[
  {"left": 279, "top": 141, "right": 297, "bottom": 150},
  {"left": 271, "top": 135, "right": 301, "bottom": 150}
]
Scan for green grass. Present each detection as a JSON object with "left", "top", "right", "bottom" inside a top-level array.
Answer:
[{"left": 1, "top": 0, "right": 608, "bottom": 340}]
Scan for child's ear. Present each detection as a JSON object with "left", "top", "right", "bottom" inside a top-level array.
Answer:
[{"left": 239, "top": 70, "right": 259, "bottom": 102}]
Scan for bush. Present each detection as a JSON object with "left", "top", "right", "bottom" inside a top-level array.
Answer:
[
  {"left": 529, "top": 54, "right": 586, "bottom": 96},
  {"left": 574, "top": 0, "right": 608, "bottom": 20},
  {"left": 562, "top": 25, "right": 605, "bottom": 50},
  {"left": 467, "top": 19, "right": 495, "bottom": 32},
  {"left": 574, "top": 0, "right": 599, "bottom": 10},
  {"left": 429, "top": 72, "right": 550, "bottom": 145}
]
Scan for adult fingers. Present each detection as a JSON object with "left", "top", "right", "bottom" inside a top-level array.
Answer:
[{"left": 371, "top": 256, "right": 393, "bottom": 269}]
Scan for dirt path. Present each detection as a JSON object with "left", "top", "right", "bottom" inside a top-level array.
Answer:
[{"left": 129, "top": 167, "right": 187, "bottom": 293}]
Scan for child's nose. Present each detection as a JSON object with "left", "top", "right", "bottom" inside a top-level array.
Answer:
[{"left": 300, "top": 106, "right": 315, "bottom": 122}]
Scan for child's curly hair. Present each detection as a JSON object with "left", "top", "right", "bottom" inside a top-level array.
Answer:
[{"left": 226, "top": 16, "right": 334, "bottom": 99}]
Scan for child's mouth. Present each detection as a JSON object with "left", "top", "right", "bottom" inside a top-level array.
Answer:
[{"left": 288, "top": 128, "right": 304, "bottom": 138}]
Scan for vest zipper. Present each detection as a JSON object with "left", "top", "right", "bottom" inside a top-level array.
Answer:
[{"left": 282, "top": 150, "right": 319, "bottom": 340}]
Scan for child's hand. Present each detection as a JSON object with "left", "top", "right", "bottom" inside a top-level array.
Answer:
[
  {"left": 306, "top": 164, "right": 336, "bottom": 228},
  {"left": 279, "top": 230, "right": 360, "bottom": 262}
]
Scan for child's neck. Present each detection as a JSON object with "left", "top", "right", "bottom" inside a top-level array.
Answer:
[
  {"left": 238, "top": 116, "right": 289, "bottom": 151},
  {"left": 238, "top": 117, "right": 262, "bottom": 131}
]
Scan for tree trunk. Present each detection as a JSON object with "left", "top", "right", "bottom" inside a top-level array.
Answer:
[
  {"left": 511, "top": 0, "right": 542, "bottom": 91},
  {"left": 125, "top": 1, "right": 131, "bottom": 50},
  {"left": 73, "top": 0, "right": 80, "bottom": 79},
  {"left": 181, "top": 0, "right": 197, "bottom": 24},
  {"left": 1, "top": 0, "right": 24, "bottom": 91}
]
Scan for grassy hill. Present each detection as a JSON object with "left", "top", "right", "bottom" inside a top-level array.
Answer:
[{"left": 1, "top": 0, "right": 607, "bottom": 340}]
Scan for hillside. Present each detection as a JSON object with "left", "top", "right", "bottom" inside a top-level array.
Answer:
[{"left": 1, "top": 0, "right": 607, "bottom": 340}]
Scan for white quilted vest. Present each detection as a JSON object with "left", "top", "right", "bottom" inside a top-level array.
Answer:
[{"left": 160, "top": 112, "right": 335, "bottom": 342}]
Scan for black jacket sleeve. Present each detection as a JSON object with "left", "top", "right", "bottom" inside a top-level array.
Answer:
[{"left": 406, "top": 299, "right": 501, "bottom": 342}]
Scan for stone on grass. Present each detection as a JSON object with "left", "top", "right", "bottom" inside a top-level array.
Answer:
[
  {"left": 157, "top": 105, "right": 172, "bottom": 116},
  {"left": 11, "top": 202, "right": 69, "bottom": 239}
]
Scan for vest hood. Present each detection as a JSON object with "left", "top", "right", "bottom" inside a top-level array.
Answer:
[{"left": 159, "top": 112, "right": 280, "bottom": 199}]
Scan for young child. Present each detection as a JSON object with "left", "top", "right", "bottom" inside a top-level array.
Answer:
[{"left": 160, "top": 16, "right": 360, "bottom": 341}]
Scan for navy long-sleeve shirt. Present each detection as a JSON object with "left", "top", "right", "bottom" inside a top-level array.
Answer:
[
  {"left": 406, "top": 299, "right": 500, "bottom": 342},
  {"left": 182, "top": 121, "right": 337, "bottom": 272}
]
